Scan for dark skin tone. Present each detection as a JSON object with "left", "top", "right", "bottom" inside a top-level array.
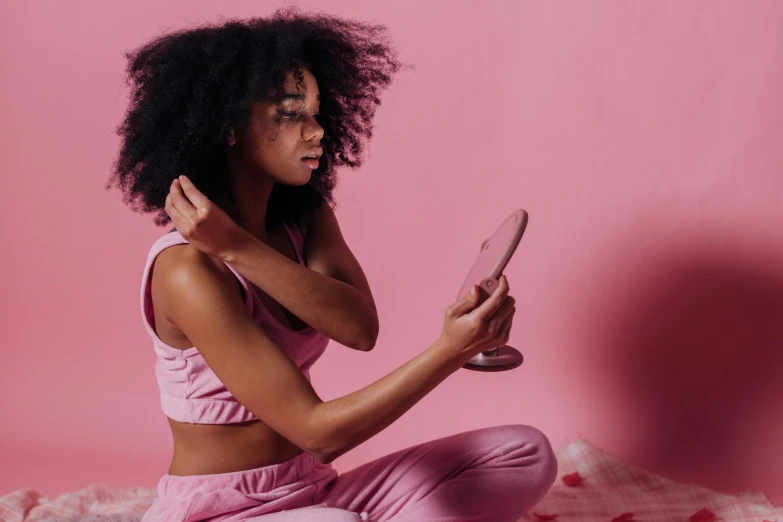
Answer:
[
  {"left": 153, "top": 68, "right": 494, "bottom": 475},
  {"left": 152, "top": 68, "right": 326, "bottom": 475},
  {"left": 218, "top": 67, "right": 324, "bottom": 243}
]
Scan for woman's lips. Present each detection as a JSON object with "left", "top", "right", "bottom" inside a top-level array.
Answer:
[{"left": 301, "top": 158, "right": 319, "bottom": 169}]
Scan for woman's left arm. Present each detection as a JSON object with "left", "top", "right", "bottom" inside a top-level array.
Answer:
[
  {"left": 222, "top": 227, "right": 379, "bottom": 352},
  {"left": 166, "top": 175, "right": 378, "bottom": 351}
]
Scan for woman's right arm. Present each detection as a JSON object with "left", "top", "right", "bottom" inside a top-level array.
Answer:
[
  {"left": 309, "top": 336, "right": 467, "bottom": 463},
  {"left": 160, "top": 247, "right": 512, "bottom": 465},
  {"left": 309, "top": 274, "right": 513, "bottom": 464}
]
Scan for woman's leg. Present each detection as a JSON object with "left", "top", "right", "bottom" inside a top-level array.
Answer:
[{"left": 312, "top": 424, "right": 558, "bottom": 522}]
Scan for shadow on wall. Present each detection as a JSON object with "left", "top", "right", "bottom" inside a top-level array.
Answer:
[{"left": 578, "top": 225, "right": 783, "bottom": 503}]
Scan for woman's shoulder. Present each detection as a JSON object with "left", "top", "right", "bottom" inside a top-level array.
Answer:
[{"left": 152, "top": 239, "right": 237, "bottom": 294}]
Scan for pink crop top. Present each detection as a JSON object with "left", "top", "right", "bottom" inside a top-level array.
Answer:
[{"left": 140, "top": 219, "right": 330, "bottom": 424}]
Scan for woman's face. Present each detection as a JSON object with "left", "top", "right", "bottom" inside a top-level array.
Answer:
[{"left": 228, "top": 68, "right": 324, "bottom": 186}]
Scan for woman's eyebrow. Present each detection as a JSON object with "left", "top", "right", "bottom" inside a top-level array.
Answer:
[{"left": 281, "top": 93, "right": 321, "bottom": 101}]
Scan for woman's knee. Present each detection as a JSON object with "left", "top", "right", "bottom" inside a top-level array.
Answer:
[
  {"left": 496, "top": 425, "right": 558, "bottom": 479},
  {"left": 492, "top": 425, "right": 558, "bottom": 512},
  {"left": 443, "top": 424, "right": 558, "bottom": 487}
]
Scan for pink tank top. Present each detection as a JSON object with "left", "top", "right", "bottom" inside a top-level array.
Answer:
[{"left": 140, "top": 219, "right": 330, "bottom": 424}]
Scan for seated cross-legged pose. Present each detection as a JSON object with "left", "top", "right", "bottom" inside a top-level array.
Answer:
[{"left": 108, "top": 7, "right": 557, "bottom": 521}]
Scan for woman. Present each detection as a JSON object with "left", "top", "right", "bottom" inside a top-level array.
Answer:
[{"left": 108, "top": 7, "right": 557, "bottom": 521}]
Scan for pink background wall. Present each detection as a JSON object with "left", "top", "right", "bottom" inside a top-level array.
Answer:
[{"left": 2, "top": 0, "right": 781, "bottom": 505}]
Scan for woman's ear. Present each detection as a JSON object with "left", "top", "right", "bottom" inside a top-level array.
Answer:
[{"left": 227, "top": 129, "right": 236, "bottom": 146}]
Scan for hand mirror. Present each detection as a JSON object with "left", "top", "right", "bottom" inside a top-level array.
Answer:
[{"left": 455, "top": 209, "right": 528, "bottom": 372}]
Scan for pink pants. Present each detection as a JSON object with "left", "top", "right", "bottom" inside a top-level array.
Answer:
[{"left": 141, "top": 424, "right": 558, "bottom": 522}]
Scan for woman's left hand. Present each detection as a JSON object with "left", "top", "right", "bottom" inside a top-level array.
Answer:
[{"left": 165, "top": 175, "right": 251, "bottom": 259}]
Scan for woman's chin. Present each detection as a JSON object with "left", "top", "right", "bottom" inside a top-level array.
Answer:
[
  {"left": 276, "top": 167, "right": 312, "bottom": 186},
  {"left": 297, "top": 167, "right": 314, "bottom": 184},
  {"left": 283, "top": 173, "right": 312, "bottom": 186}
]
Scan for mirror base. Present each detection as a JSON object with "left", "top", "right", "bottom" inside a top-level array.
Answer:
[{"left": 462, "top": 345, "right": 524, "bottom": 372}]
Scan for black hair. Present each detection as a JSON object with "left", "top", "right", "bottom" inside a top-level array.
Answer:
[{"left": 106, "top": 6, "right": 409, "bottom": 228}]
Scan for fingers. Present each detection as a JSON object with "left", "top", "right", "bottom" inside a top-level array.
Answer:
[
  {"left": 176, "top": 175, "right": 211, "bottom": 209},
  {"left": 497, "top": 306, "right": 515, "bottom": 342},
  {"left": 165, "top": 192, "right": 187, "bottom": 226},
  {"left": 493, "top": 294, "right": 516, "bottom": 321},
  {"left": 448, "top": 284, "right": 481, "bottom": 318},
  {"left": 470, "top": 274, "right": 510, "bottom": 322},
  {"left": 485, "top": 294, "right": 515, "bottom": 335},
  {"left": 169, "top": 178, "right": 196, "bottom": 217}
]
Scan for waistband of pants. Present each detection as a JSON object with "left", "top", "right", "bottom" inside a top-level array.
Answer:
[{"left": 157, "top": 450, "right": 334, "bottom": 499}]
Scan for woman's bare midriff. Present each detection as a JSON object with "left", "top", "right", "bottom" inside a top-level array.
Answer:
[{"left": 166, "top": 417, "right": 305, "bottom": 476}]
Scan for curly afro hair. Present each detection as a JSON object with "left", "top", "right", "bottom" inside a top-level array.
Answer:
[{"left": 106, "top": 6, "right": 409, "bottom": 229}]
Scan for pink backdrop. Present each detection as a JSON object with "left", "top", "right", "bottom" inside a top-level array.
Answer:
[{"left": 2, "top": 0, "right": 781, "bottom": 506}]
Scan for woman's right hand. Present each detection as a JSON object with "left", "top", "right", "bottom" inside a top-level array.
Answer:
[
  {"left": 165, "top": 176, "right": 252, "bottom": 260},
  {"left": 439, "top": 274, "right": 516, "bottom": 362}
]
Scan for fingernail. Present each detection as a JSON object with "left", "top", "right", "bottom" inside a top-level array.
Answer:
[{"left": 179, "top": 175, "right": 185, "bottom": 181}]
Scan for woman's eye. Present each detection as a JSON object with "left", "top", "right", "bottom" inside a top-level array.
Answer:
[{"left": 279, "top": 111, "right": 320, "bottom": 120}]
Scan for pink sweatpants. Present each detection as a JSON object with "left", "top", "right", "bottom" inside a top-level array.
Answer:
[{"left": 141, "top": 424, "right": 558, "bottom": 522}]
